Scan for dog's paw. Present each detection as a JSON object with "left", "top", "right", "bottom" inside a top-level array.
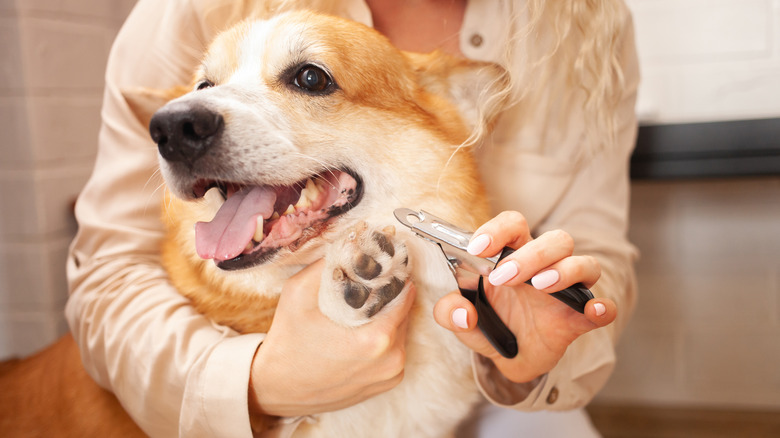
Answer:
[{"left": 319, "top": 222, "right": 409, "bottom": 326}]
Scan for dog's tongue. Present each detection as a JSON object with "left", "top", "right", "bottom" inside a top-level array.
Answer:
[{"left": 195, "top": 186, "right": 276, "bottom": 261}]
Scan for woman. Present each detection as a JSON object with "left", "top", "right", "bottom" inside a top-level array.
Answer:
[{"left": 66, "top": 0, "right": 638, "bottom": 435}]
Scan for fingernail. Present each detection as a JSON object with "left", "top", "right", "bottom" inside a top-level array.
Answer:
[
  {"left": 467, "top": 234, "right": 491, "bottom": 255},
  {"left": 488, "top": 261, "right": 518, "bottom": 286},
  {"left": 531, "top": 270, "right": 560, "bottom": 290},
  {"left": 594, "top": 302, "right": 606, "bottom": 316},
  {"left": 452, "top": 308, "right": 469, "bottom": 329}
]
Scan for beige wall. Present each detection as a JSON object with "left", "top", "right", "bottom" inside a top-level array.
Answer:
[
  {"left": 0, "top": 0, "right": 135, "bottom": 356},
  {"left": 627, "top": 0, "right": 780, "bottom": 124},
  {"left": 0, "top": 0, "right": 779, "bottom": 411}
]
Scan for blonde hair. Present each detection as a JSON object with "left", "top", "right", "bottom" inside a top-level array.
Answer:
[{"left": 504, "top": 0, "right": 628, "bottom": 150}]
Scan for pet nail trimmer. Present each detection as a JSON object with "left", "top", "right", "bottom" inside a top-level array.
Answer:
[{"left": 394, "top": 208, "right": 594, "bottom": 359}]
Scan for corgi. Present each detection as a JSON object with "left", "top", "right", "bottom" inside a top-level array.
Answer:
[{"left": 0, "top": 9, "right": 507, "bottom": 437}]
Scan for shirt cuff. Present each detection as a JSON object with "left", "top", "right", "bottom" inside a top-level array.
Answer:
[
  {"left": 180, "top": 333, "right": 266, "bottom": 437},
  {"left": 471, "top": 352, "right": 551, "bottom": 408},
  {"left": 472, "top": 327, "right": 615, "bottom": 411}
]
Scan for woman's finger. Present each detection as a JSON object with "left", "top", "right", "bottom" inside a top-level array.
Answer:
[
  {"left": 529, "top": 255, "right": 602, "bottom": 291},
  {"left": 432, "top": 291, "right": 503, "bottom": 358},
  {"left": 279, "top": 259, "right": 326, "bottom": 311},
  {"left": 467, "top": 211, "right": 532, "bottom": 257},
  {"left": 487, "top": 229, "right": 575, "bottom": 287},
  {"left": 433, "top": 292, "right": 477, "bottom": 331},
  {"left": 584, "top": 298, "right": 618, "bottom": 328}
]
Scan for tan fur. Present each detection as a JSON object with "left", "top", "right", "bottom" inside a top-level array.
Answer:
[
  {"left": 0, "top": 334, "right": 144, "bottom": 437},
  {"left": 162, "top": 191, "right": 280, "bottom": 333},
  {"left": 0, "top": 10, "right": 505, "bottom": 437}
]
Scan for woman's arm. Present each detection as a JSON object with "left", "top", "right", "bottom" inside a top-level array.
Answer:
[
  {"left": 434, "top": 3, "right": 640, "bottom": 410},
  {"left": 66, "top": 1, "right": 265, "bottom": 435}
]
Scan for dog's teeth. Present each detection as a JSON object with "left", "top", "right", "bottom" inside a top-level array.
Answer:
[
  {"left": 295, "top": 194, "right": 312, "bottom": 210},
  {"left": 306, "top": 178, "right": 322, "bottom": 194},
  {"left": 271, "top": 212, "right": 280, "bottom": 220},
  {"left": 294, "top": 178, "right": 320, "bottom": 210},
  {"left": 253, "top": 216, "right": 265, "bottom": 242},
  {"left": 204, "top": 186, "right": 226, "bottom": 208},
  {"left": 284, "top": 204, "right": 296, "bottom": 216}
]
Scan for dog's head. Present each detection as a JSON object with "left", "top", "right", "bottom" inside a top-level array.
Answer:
[{"left": 141, "top": 11, "right": 506, "bottom": 278}]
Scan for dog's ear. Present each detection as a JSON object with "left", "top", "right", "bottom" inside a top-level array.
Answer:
[
  {"left": 406, "top": 52, "right": 510, "bottom": 133},
  {"left": 122, "top": 85, "right": 191, "bottom": 128}
]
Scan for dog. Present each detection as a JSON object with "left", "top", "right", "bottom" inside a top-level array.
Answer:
[{"left": 0, "top": 9, "right": 506, "bottom": 437}]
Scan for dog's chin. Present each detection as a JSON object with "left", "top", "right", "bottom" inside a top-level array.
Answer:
[{"left": 178, "top": 168, "right": 364, "bottom": 272}]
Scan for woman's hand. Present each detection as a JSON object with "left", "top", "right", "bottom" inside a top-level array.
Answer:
[
  {"left": 249, "top": 259, "right": 415, "bottom": 418},
  {"left": 433, "top": 211, "right": 617, "bottom": 383}
]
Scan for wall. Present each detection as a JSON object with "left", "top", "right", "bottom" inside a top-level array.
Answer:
[
  {"left": 0, "top": 0, "right": 135, "bottom": 357},
  {"left": 629, "top": 0, "right": 780, "bottom": 124},
  {"left": 595, "top": 0, "right": 780, "bottom": 409}
]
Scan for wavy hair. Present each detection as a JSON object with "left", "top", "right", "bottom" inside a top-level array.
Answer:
[{"left": 505, "top": 0, "right": 628, "bottom": 150}]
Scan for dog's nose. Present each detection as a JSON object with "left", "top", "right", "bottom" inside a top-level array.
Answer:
[{"left": 149, "top": 101, "right": 224, "bottom": 165}]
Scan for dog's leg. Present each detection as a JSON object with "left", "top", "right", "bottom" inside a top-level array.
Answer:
[{"left": 319, "top": 222, "right": 409, "bottom": 326}]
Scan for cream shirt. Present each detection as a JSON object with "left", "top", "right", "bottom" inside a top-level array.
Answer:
[{"left": 66, "top": 0, "right": 639, "bottom": 436}]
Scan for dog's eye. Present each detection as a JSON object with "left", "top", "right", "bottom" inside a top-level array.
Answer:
[
  {"left": 293, "top": 65, "right": 333, "bottom": 93},
  {"left": 196, "top": 80, "right": 214, "bottom": 91}
]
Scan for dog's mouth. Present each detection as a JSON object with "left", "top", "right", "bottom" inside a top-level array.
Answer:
[{"left": 191, "top": 169, "right": 362, "bottom": 271}]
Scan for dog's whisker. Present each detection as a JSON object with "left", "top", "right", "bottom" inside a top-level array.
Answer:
[
  {"left": 142, "top": 168, "right": 184, "bottom": 227},
  {"left": 289, "top": 153, "right": 341, "bottom": 191},
  {"left": 143, "top": 170, "right": 168, "bottom": 215},
  {"left": 143, "top": 167, "right": 163, "bottom": 192}
]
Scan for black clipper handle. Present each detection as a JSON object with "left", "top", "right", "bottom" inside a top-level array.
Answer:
[
  {"left": 459, "top": 278, "right": 519, "bottom": 359},
  {"left": 549, "top": 283, "right": 594, "bottom": 313}
]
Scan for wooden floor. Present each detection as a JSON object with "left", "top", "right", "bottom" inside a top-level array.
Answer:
[{"left": 586, "top": 404, "right": 780, "bottom": 438}]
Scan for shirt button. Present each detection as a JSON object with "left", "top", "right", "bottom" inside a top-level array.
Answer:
[
  {"left": 546, "top": 386, "right": 559, "bottom": 404},
  {"left": 469, "top": 33, "right": 484, "bottom": 47}
]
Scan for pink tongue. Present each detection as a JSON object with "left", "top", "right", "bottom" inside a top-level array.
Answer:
[{"left": 195, "top": 186, "right": 277, "bottom": 261}]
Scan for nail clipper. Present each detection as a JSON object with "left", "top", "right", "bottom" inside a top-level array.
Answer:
[{"left": 394, "top": 208, "right": 594, "bottom": 358}]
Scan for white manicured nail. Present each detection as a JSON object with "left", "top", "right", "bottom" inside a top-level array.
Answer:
[
  {"left": 488, "top": 261, "right": 519, "bottom": 286},
  {"left": 467, "top": 234, "right": 491, "bottom": 255},
  {"left": 531, "top": 270, "right": 560, "bottom": 290},
  {"left": 594, "top": 302, "right": 606, "bottom": 316},
  {"left": 452, "top": 308, "right": 469, "bottom": 329}
]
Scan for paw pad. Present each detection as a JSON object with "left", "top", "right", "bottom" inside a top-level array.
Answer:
[{"left": 321, "top": 222, "right": 409, "bottom": 325}]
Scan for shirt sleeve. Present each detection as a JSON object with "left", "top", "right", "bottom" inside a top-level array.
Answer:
[
  {"left": 65, "top": 0, "right": 263, "bottom": 436},
  {"left": 472, "top": 4, "right": 641, "bottom": 410}
]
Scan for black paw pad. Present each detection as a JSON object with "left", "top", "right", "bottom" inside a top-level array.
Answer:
[
  {"left": 366, "top": 277, "right": 405, "bottom": 317},
  {"left": 373, "top": 231, "right": 395, "bottom": 257},
  {"left": 344, "top": 282, "right": 371, "bottom": 309},
  {"left": 355, "top": 254, "right": 382, "bottom": 280}
]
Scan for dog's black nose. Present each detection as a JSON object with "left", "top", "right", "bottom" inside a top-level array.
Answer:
[{"left": 149, "top": 101, "right": 224, "bottom": 165}]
